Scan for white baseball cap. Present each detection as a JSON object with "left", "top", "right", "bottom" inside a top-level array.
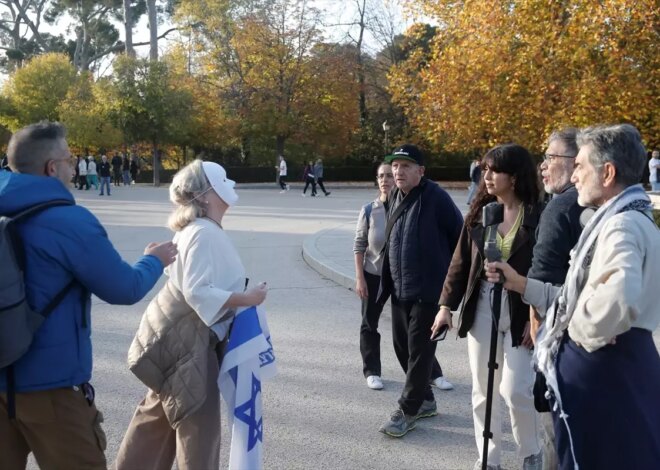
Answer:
[{"left": 202, "top": 161, "right": 238, "bottom": 206}]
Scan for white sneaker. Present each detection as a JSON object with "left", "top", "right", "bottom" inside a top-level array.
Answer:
[
  {"left": 366, "top": 375, "right": 383, "bottom": 390},
  {"left": 301, "top": 193, "right": 306, "bottom": 197},
  {"left": 286, "top": 184, "right": 290, "bottom": 191},
  {"left": 431, "top": 376, "right": 454, "bottom": 390},
  {"left": 279, "top": 190, "right": 286, "bottom": 193}
]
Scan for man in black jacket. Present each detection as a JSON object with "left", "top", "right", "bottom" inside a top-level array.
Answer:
[
  {"left": 528, "top": 128, "right": 586, "bottom": 469},
  {"left": 378, "top": 144, "right": 463, "bottom": 437}
]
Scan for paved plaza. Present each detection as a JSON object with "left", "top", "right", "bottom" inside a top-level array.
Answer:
[{"left": 37, "top": 182, "right": 658, "bottom": 470}]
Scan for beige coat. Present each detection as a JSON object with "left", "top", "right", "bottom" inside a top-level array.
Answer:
[{"left": 128, "top": 281, "right": 217, "bottom": 429}]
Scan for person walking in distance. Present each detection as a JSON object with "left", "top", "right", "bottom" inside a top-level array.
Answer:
[
  {"left": 301, "top": 160, "right": 317, "bottom": 197},
  {"left": 467, "top": 157, "right": 482, "bottom": 206},
  {"left": 0, "top": 122, "right": 177, "bottom": 470},
  {"left": 649, "top": 149, "right": 660, "bottom": 191},
  {"left": 432, "top": 143, "right": 543, "bottom": 470},
  {"left": 314, "top": 158, "right": 331, "bottom": 196},
  {"left": 78, "top": 154, "right": 89, "bottom": 190},
  {"left": 277, "top": 155, "right": 290, "bottom": 193},
  {"left": 122, "top": 154, "right": 131, "bottom": 186},
  {"left": 129, "top": 156, "right": 139, "bottom": 184},
  {"left": 111, "top": 153, "right": 123, "bottom": 187},
  {"left": 87, "top": 155, "right": 98, "bottom": 190},
  {"left": 115, "top": 160, "right": 268, "bottom": 470},
  {"left": 98, "top": 155, "right": 112, "bottom": 196},
  {"left": 377, "top": 144, "right": 463, "bottom": 437}
]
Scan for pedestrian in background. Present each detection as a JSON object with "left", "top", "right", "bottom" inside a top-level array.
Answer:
[
  {"left": 314, "top": 158, "right": 331, "bottom": 196},
  {"left": 78, "top": 155, "right": 89, "bottom": 190},
  {"left": 99, "top": 155, "right": 112, "bottom": 196},
  {"left": 649, "top": 149, "right": 660, "bottom": 191},
  {"left": 301, "top": 160, "right": 317, "bottom": 197},
  {"left": 467, "top": 157, "right": 481, "bottom": 205},
  {"left": 111, "top": 153, "right": 123, "bottom": 186},
  {"left": 278, "top": 155, "right": 290, "bottom": 193},
  {"left": 122, "top": 154, "right": 131, "bottom": 185},
  {"left": 87, "top": 155, "right": 98, "bottom": 190}
]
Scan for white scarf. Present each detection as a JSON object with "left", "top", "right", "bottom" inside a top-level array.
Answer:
[{"left": 534, "top": 183, "right": 652, "bottom": 468}]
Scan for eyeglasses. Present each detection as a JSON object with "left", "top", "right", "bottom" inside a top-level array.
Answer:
[
  {"left": 543, "top": 153, "right": 576, "bottom": 163},
  {"left": 377, "top": 173, "right": 394, "bottom": 180}
]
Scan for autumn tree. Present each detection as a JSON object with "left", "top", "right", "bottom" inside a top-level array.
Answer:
[{"left": 393, "top": 0, "right": 659, "bottom": 153}]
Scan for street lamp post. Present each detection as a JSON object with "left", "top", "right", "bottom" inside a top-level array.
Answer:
[{"left": 382, "top": 120, "right": 390, "bottom": 153}]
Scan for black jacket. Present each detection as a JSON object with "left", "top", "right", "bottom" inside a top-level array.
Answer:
[
  {"left": 439, "top": 203, "right": 542, "bottom": 347},
  {"left": 527, "top": 186, "right": 584, "bottom": 284},
  {"left": 378, "top": 178, "right": 463, "bottom": 305}
]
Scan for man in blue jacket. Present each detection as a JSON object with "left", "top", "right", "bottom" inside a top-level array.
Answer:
[
  {"left": 0, "top": 122, "right": 177, "bottom": 469},
  {"left": 378, "top": 144, "right": 463, "bottom": 437}
]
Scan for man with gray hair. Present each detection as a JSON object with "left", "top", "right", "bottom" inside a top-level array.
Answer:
[
  {"left": 0, "top": 122, "right": 177, "bottom": 469},
  {"left": 527, "top": 127, "right": 586, "bottom": 470},
  {"left": 487, "top": 123, "right": 660, "bottom": 469}
]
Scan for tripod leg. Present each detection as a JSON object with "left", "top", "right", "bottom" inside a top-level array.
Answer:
[{"left": 482, "top": 283, "right": 503, "bottom": 470}]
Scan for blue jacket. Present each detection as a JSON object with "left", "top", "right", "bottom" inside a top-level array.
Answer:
[
  {"left": 379, "top": 178, "right": 463, "bottom": 304},
  {"left": 0, "top": 172, "right": 164, "bottom": 392}
]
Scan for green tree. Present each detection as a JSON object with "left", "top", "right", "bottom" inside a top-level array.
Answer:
[
  {"left": 58, "top": 72, "right": 122, "bottom": 150},
  {"left": 2, "top": 52, "right": 76, "bottom": 129},
  {"left": 101, "top": 56, "right": 193, "bottom": 185}
]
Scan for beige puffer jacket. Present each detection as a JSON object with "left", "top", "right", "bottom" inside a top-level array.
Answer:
[{"left": 128, "top": 281, "right": 218, "bottom": 428}]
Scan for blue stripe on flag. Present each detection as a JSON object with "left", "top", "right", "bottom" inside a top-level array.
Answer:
[{"left": 226, "top": 306, "right": 262, "bottom": 353}]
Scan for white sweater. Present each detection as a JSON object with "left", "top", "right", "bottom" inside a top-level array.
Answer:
[{"left": 524, "top": 210, "right": 660, "bottom": 352}]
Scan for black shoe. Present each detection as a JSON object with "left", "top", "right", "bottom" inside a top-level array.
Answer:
[{"left": 325, "top": 191, "right": 331, "bottom": 196}]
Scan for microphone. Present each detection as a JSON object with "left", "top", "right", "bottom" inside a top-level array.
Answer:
[{"left": 482, "top": 202, "right": 504, "bottom": 281}]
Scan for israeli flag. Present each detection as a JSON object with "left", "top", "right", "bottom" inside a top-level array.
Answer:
[{"left": 215, "top": 306, "right": 276, "bottom": 470}]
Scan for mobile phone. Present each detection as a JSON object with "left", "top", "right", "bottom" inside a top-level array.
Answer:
[{"left": 431, "top": 324, "right": 449, "bottom": 342}]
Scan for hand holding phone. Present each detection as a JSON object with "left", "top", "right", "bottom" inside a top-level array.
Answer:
[{"left": 431, "top": 324, "right": 449, "bottom": 342}]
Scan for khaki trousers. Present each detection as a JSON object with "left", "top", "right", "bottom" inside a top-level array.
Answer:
[
  {"left": 0, "top": 386, "right": 107, "bottom": 470},
  {"left": 114, "top": 350, "right": 221, "bottom": 470}
]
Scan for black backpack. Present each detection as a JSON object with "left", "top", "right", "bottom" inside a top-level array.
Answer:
[{"left": 0, "top": 200, "right": 77, "bottom": 417}]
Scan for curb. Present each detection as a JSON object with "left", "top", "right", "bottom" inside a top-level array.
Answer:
[{"left": 302, "top": 226, "right": 355, "bottom": 291}]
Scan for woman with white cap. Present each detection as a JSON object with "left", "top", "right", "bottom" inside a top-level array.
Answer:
[{"left": 115, "top": 159, "right": 268, "bottom": 470}]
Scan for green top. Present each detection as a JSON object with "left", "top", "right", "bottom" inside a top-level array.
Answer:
[{"left": 494, "top": 205, "right": 524, "bottom": 261}]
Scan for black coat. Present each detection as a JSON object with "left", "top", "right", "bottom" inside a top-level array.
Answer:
[{"left": 378, "top": 178, "right": 463, "bottom": 305}]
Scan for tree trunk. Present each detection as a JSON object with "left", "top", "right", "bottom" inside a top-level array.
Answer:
[
  {"left": 240, "top": 135, "right": 251, "bottom": 165},
  {"left": 123, "top": 0, "right": 135, "bottom": 57},
  {"left": 276, "top": 135, "right": 286, "bottom": 158},
  {"left": 152, "top": 142, "right": 160, "bottom": 186},
  {"left": 147, "top": 0, "right": 158, "bottom": 61},
  {"left": 356, "top": 0, "right": 368, "bottom": 126}
]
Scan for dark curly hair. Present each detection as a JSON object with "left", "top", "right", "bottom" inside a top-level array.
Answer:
[{"left": 465, "top": 143, "right": 540, "bottom": 226}]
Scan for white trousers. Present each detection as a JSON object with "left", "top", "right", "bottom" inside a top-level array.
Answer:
[{"left": 467, "top": 281, "right": 541, "bottom": 466}]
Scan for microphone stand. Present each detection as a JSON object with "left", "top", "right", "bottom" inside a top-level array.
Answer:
[{"left": 481, "top": 203, "right": 504, "bottom": 470}]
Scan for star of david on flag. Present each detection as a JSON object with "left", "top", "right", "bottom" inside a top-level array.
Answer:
[{"left": 214, "top": 306, "right": 276, "bottom": 470}]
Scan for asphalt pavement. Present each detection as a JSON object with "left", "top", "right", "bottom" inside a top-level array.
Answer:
[{"left": 28, "top": 181, "right": 660, "bottom": 470}]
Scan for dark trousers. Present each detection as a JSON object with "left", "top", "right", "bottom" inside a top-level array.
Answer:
[
  {"left": 79, "top": 175, "right": 89, "bottom": 190},
  {"left": 279, "top": 176, "right": 287, "bottom": 190},
  {"left": 317, "top": 177, "right": 328, "bottom": 194},
  {"left": 361, "top": 271, "right": 443, "bottom": 379},
  {"left": 113, "top": 169, "right": 122, "bottom": 186},
  {"left": 554, "top": 329, "right": 660, "bottom": 469},
  {"left": 391, "top": 296, "right": 437, "bottom": 415},
  {"left": 303, "top": 177, "right": 316, "bottom": 195}
]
